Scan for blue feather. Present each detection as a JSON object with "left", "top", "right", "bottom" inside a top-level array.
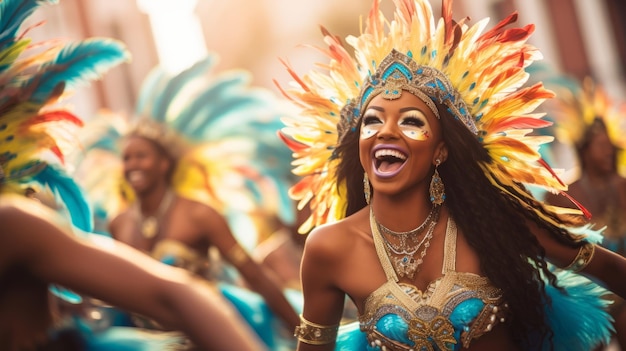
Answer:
[
  {"left": 134, "top": 68, "right": 169, "bottom": 122},
  {"left": 152, "top": 56, "right": 217, "bottom": 122},
  {"left": 179, "top": 92, "right": 273, "bottom": 140},
  {"left": 540, "top": 268, "right": 614, "bottom": 351},
  {"left": 33, "top": 164, "right": 94, "bottom": 232},
  {"left": 87, "top": 125, "right": 124, "bottom": 153},
  {"left": 0, "top": 0, "right": 57, "bottom": 52},
  {"left": 28, "top": 38, "right": 130, "bottom": 103},
  {"left": 171, "top": 72, "right": 251, "bottom": 137}
]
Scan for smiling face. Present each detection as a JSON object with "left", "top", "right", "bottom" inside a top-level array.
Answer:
[
  {"left": 122, "top": 136, "right": 171, "bottom": 196},
  {"left": 583, "top": 126, "right": 616, "bottom": 175},
  {"left": 358, "top": 91, "right": 447, "bottom": 198}
]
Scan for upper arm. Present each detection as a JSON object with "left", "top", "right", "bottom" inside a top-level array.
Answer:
[
  {"left": 193, "top": 205, "right": 250, "bottom": 270},
  {"left": 528, "top": 218, "right": 626, "bottom": 299},
  {"left": 4, "top": 205, "right": 189, "bottom": 322},
  {"left": 195, "top": 204, "right": 239, "bottom": 251},
  {"left": 526, "top": 219, "right": 580, "bottom": 268},
  {"left": 299, "top": 225, "right": 346, "bottom": 325},
  {"left": 295, "top": 226, "right": 346, "bottom": 351}
]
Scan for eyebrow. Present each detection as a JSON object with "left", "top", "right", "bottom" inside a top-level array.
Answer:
[
  {"left": 365, "top": 106, "right": 426, "bottom": 114},
  {"left": 399, "top": 107, "right": 423, "bottom": 113}
]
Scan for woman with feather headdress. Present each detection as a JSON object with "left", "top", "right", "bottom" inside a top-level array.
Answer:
[
  {"left": 74, "top": 54, "right": 302, "bottom": 349},
  {"left": 0, "top": 1, "right": 265, "bottom": 350},
  {"left": 276, "top": 0, "right": 626, "bottom": 350},
  {"left": 543, "top": 76, "right": 626, "bottom": 351}
]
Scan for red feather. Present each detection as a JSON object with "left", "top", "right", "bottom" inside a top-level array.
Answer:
[
  {"left": 50, "top": 145, "right": 64, "bottom": 163},
  {"left": 481, "top": 12, "right": 518, "bottom": 41},
  {"left": 277, "top": 58, "right": 310, "bottom": 92},
  {"left": 557, "top": 190, "right": 593, "bottom": 220},
  {"left": 498, "top": 24, "right": 534, "bottom": 43},
  {"left": 278, "top": 131, "right": 307, "bottom": 152},
  {"left": 537, "top": 158, "right": 566, "bottom": 187},
  {"left": 489, "top": 116, "right": 552, "bottom": 133},
  {"left": 23, "top": 110, "right": 83, "bottom": 127}
]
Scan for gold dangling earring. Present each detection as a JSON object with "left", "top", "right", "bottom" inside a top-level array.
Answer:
[
  {"left": 363, "top": 172, "right": 371, "bottom": 204},
  {"left": 429, "top": 159, "right": 445, "bottom": 205}
]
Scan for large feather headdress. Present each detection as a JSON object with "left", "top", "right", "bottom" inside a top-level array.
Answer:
[
  {"left": 0, "top": 0, "right": 130, "bottom": 231},
  {"left": 73, "top": 55, "right": 298, "bottom": 245},
  {"left": 278, "top": 0, "right": 576, "bottom": 233},
  {"left": 545, "top": 76, "right": 626, "bottom": 177}
]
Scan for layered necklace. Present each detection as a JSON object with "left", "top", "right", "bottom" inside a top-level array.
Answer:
[
  {"left": 137, "top": 189, "right": 175, "bottom": 239},
  {"left": 373, "top": 205, "right": 440, "bottom": 279}
]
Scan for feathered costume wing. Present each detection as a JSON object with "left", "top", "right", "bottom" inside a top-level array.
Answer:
[
  {"left": 0, "top": 0, "right": 130, "bottom": 232},
  {"left": 0, "top": 1, "right": 196, "bottom": 349},
  {"left": 276, "top": 0, "right": 613, "bottom": 349}
]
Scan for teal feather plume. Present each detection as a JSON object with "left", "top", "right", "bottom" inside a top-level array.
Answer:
[
  {"left": 541, "top": 267, "right": 614, "bottom": 350},
  {"left": 0, "top": 0, "right": 57, "bottom": 51},
  {"left": 170, "top": 72, "right": 251, "bottom": 138},
  {"left": 150, "top": 56, "right": 217, "bottom": 123},
  {"left": 135, "top": 69, "right": 169, "bottom": 122},
  {"left": 179, "top": 93, "right": 263, "bottom": 140},
  {"left": 89, "top": 128, "right": 123, "bottom": 154},
  {"left": 28, "top": 38, "right": 130, "bottom": 103},
  {"left": 33, "top": 163, "right": 94, "bottom": 232}
]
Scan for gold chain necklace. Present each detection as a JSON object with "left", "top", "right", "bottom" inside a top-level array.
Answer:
[
  {"left": 372, "top": 206, "right": 440, "bottom": 279},
  {"left": 138, "top": 189, "right": 175, "bottom": 239},
  {"left": 377, "top": 205, "right": 436, "bottom": 253}
]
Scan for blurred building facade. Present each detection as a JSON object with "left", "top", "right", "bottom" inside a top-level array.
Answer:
[{"left": 28, "top": 0, "right": 626, "bottom": 122}]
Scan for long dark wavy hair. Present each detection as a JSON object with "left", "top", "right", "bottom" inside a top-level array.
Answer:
[{"left": 334, "top": 101, "right": 585, "bottom": 348}]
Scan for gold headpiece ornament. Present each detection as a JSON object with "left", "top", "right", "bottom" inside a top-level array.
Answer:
[
  {"left": 277, "top": 0, "right": 573, "bottom": 233},
  {"left": 125, "top": 117, "right": 189, "bottom": 164}
]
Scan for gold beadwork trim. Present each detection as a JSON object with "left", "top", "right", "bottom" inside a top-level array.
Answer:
[
  {"left": 294, "top": 315, "right": 339, "bottom": 345},
  {"left": 225, "top": 244, "right": 249, "bottom": 267},
  {"left": 564, "top": 242, "right": 595, "bottom": 272}
]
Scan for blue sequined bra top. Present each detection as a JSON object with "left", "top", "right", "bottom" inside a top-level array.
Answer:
[{"left": 360, "top": 216, "right": 508, "bottom": 351}]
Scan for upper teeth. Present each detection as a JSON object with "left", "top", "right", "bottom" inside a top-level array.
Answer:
[
  {"left": 128, "top": 171, "right": 144, "bottom": 181},
  {"left": 375, "top": 149, "right": 407, "bottom": 160}
]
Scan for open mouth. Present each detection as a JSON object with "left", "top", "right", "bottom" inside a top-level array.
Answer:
[
  {"left": 127, "top": 170, "right": 145, "bottom": 184},
  {"left": 373, "top": 147, "right": 407, "bottom": 177}
]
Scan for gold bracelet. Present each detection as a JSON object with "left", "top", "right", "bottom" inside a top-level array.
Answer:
[
  {"left": 226, "top": 244, "right": 249, "bottom": 267},
  {"left": 294, "top": 315, "right": 339, "bottom": 345},
  {"left": 564, "top": 242, "right": 595, "bottom": 272}
]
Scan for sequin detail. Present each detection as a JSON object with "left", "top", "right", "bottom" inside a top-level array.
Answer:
[{"left": 361, "top": 216, "right": 507, "bottom": 350}]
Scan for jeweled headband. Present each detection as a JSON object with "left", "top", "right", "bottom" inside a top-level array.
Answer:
[
  {"left": 126, "top": 117, "right": 188, "bottom": 163},
  {"left": 342, "top": 49, "right": 477, "bottom": 135}
]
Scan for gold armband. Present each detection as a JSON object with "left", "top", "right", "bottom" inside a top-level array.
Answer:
[
  {"left": 564, "top": 242, "right": 595, "bottom": 272},
  {"left": 294, "top": 315, "right": 339, "bottom": 345},
  {"left": 226, "top": 244, "right": 249, "bottom": 266}
]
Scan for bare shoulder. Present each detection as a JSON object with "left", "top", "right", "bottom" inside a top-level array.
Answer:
[
  {"left": 178, "top": 197, "right": 221, "bottom": 222},
  {"left": 108, "top": 209, "right": 134, "bottom": 238},
  {"left": 303, "top": 212, "right": 366, "bottom": 265}
]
